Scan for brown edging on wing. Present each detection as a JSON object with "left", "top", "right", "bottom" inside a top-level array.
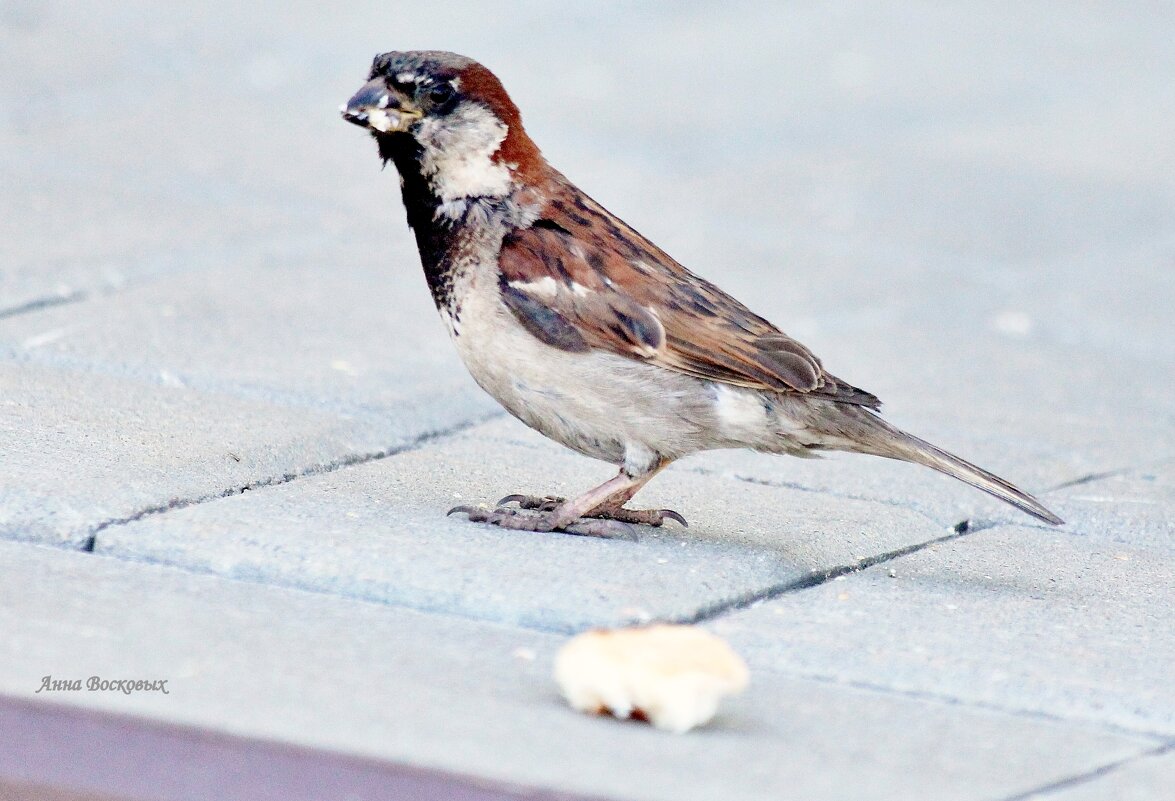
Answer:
[{"left": 497, "top": 181, "right": 880, "bottom": 409}]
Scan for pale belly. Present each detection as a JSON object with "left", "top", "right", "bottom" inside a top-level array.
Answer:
[
  {"left": 442, "top": 273, "right": 721, "bottom": 471},
  {"left": 441, "top": 267, "right": 820, "bottom": 471}
]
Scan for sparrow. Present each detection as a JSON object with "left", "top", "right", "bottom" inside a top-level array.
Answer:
[{"left": 342, "top": 50, "right": 1063, "bottom": 537}]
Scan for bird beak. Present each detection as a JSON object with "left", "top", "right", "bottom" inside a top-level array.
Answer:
[{"left": 340, "top": 78, "right": 422, "bottom": 133}]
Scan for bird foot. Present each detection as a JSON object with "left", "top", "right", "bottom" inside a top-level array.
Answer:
[
  {"left": 496, "top": 494, "right": 688, "bottom": 528},
  {"left": 448, "top": 504, "right": 639, "bottom": 540}
]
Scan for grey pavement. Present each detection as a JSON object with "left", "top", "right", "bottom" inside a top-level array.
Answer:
[{"left": 1, "top": 2, "right": 1173, "bottom": 800}]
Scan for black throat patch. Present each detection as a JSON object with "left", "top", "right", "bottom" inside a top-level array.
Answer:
[{"left": 375, "top": 133, "right": 508, "bottom": 313}]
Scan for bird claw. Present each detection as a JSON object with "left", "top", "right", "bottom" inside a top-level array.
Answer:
[
  {"left": 472, "top": 496, "right": 687, "bottom": 529},
  {"left": 496, "top": 494, "right": 565, "bottom": 511},
  {"left": 589, "top": 506, "right": 689, "bottom": 528},
  {"left": 448, "top": 504, "right": 637, "bottom": 540}
]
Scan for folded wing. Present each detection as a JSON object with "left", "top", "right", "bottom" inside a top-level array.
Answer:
[{"left": 497, "top": 193, "right": 880, "bottom": 409}]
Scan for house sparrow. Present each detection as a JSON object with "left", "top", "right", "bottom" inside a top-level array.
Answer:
[{"left": 342, "top": 50, "right": 1063, "bottom": 537}]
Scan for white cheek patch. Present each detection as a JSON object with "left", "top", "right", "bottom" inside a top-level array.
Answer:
[{"left": 415, "top": 102, "right": 513, "bottom": 202}]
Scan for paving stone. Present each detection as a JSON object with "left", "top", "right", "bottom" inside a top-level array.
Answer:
[
  {"left": 711, "top": 518, "right": 1175, "bottom": 737},
  {"left": 0, "top": 238, "right": 501, "bottom": 549},
  {"left": 0, "top": 540, "right": 1157, "bottom": 801},
  {"left": 1044, "top": 749, "right": 1175, "bottom": 801},
  {"left": 1048, "top": 463, "right": 1175, "bottom": 551},
  {"left": 0, "top": 239, "right": 493, "bottom": 419},
  {"left": 6, "top": 2, "right": 1172, "bottom": 337},
  {"left": 92, "top": 417, "right": 950, "bottom": 631},
  {"left": 2, "top": 2, "right": 1173, "bottom": 799},
  {"left": 0, "top": 361, "right": 485, "bottom": 548},
  {"left": 686, "top": 311, "right": 1174, "bottom": 529}
]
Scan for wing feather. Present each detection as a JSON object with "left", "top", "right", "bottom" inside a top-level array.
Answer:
[{"left": 497, "top": 191, "right": 880, "bottom": 409}]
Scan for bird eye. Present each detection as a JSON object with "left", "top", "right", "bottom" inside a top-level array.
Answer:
[{"left": 427, "top": 83, "right": 455, "bottom": 105}]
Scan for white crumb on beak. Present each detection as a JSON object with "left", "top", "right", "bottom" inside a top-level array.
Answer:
[
  {"left": 377, "top": 94, "right": 390, "bottom": 109},
  {"left": 366, "top": 108, "right": 405, "bottom": 133},
  {"left": 554, "top": 624, "right": 749, "bottom": 734}
]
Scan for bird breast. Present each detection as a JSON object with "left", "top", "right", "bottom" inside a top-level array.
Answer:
[{"left": 440, "top": 255, "right": 725, "bottom": 472}]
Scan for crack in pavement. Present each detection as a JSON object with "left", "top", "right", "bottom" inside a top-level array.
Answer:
[
  {"left": 998, "top": 741, "right": 1174, "bottom": 801},
  {"left": 1042, "top": 455, "right": 1173, "bottom": 494},
  {"left": 0, "top": 291, "right": 89, "bottom": 321},
  {"left": 760, "top": 668, "right": 1173, "bottom": 744},
  {"left": 1, "top": 342, "right": 493, "bottom": 423},
  {"left": 63, "top": 415, "right": 1171, "bottom": 752},
  {"left": 685, "top": 464, "right": 956, "bottom": 529},
  {"left": 81, "top": 411, "right": 503, "bottom": 552},
  {"left": 0, "top": 229, "right": 344, "bottom": 324},
  {"left": 1045, "top": 468, "right": 1136, "bottom": 493},
  {"left": 475, "top": 435, "right": 976, "bottom": 531},
  {"left": 70, "top": 529, "right": 1175, "bottom": 749},
  {"left": 674, "top": 526, "right": 973, "bottom": 625},
  {"left": 689, "top": 455, "right": 1169, "bottom": 539}
]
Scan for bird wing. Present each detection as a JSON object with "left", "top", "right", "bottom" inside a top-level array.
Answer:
[{"left": 497, "top": 198, "right": 880, "bottom": 408}]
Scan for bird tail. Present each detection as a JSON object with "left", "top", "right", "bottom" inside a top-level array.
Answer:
[{"left": 849, "top": 413, "right": 1064, "bottom": 525}]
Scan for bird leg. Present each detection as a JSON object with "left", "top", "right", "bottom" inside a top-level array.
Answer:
[
  {"left": 449, "top": 464, "right": 686, "bottom": 539},
  {"left": 498, "top": 482, "right": 688, "bottom": 527}
]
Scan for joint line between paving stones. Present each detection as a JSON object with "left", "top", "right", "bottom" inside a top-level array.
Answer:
[
  {"left": 0, "top": 230, "right": 355, "bottom": 324},
  {"left": 674, "top": 525, "right": 974, "bottom": 625},
  {"left": 1044, "top": 467, "right": 1133, "bottom": 493},
  {"left": 685, "top": 464, "right": 981, "bottom": 531},
  {"left": 997, "top": 741, "right": 1174, "bottom": 801},
  {"left": 768, "top": 669, "right": 1174, "bottom": 744},
  {"left": 81, "top": 412, "right": 503, "bottom": 551},
  {"left": 1041, "top": 455, "right": 1173, "bottom": 494},
  {"left": 0, "top": 291, "right": 89, "bottom": 321}
]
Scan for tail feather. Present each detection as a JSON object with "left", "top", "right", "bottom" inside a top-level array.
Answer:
[{"left": 853, "top": 415, "right": 1064, "bottom": 525}]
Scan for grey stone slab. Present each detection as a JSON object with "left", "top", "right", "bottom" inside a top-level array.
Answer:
[
  {"left": 0, "top": 237, "right": 499, "bottom": 549},
  {"left": 0, "top": 540, "right": 1156, "bottom": 801},
  {"left": 711, "top": 522, "right": 1175, "bottom": 737},
  {"left": 0, "top": 239, "right": 495, "bottom": 420},
  {"left": 0, "top": 361, "right": 482, "bottom": 548},
  {"left": 0, "top": 4, "right": 349, "bottom": 312},
  {"left": 1048, "top": 463, "right": 1175, "bottom": 551},
  {"left": 690, "top": 411, "right": 1172, "bottom": 538},
  {"left": 1044, "top": 748, "right": 1175, "bottom": 801},
  {"left": 94, "top": 417, "right": 949, "bottom": 631},
  {"left": 684, "top": 320, "right": 1174, "bottom": 531},
  {"left": 3, "top": 0, "right": 1169, "bottom": 552},
  {"left": 5, "top": 2, "right": 1172, "bottom": 336}
]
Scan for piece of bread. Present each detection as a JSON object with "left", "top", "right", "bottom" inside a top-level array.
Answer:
[{"left": 554, "top": 624, "right": 749, "bottom": 733}]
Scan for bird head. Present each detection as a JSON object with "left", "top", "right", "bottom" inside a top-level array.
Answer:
[{"left": 342, "top": 51, "right": 546, "bottom": 203}]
